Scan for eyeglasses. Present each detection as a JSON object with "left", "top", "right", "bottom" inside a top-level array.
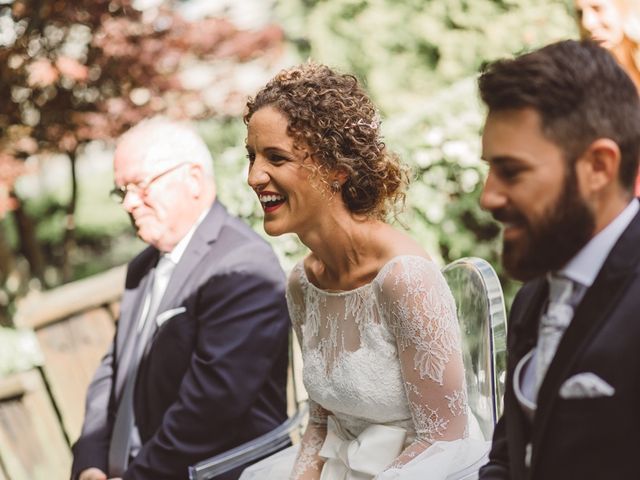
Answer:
[{"left": 110, "top": 162, "right": 192, "bottom": 203}]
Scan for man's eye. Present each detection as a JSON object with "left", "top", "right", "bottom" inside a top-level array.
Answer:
[
  {"left": 498, "top": 166, "right": 523, "bottom": 180},
  {"left": 246, "top": 152, "right": 255, "bottom": 163},
  {"left": 270, "top": 154, "right": 287, "bottom": 163}
]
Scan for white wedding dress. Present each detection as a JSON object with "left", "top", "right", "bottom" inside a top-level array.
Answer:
[{"left": 240, "top": 255, "right": 489, "bottom": 480}]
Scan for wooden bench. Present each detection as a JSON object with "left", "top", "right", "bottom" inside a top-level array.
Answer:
[{"left": 0, "top": 266, "right": 127, "bottom": 478}]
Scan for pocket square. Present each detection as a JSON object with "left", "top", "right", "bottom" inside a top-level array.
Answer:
[
  {"left": 155, "top": 306, "right": 186, "bottom": 327},
  {"left": 559, "top": 372, "right": 614, "bottom": 399}
]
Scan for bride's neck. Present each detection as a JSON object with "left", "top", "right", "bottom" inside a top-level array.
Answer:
[{"left": 300, "top": 215, "right": 386, "bottom": 287}]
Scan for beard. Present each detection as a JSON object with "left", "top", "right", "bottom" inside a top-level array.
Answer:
[{"left": 494, "top": 169, "right": 596, "bottom": 282}]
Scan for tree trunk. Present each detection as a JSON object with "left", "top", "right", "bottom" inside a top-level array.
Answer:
[
  {"left": 0, "top": 225, "right": 15, "bottom": 326},
  {"left": 13, "top": 198, "right": 47, "bottom": 288},
  {"left": 62, "top": 151, "right": 78, "bottom": 283},
  {"left": 0, "top": 224, "right": 14, "bottom": 284}
]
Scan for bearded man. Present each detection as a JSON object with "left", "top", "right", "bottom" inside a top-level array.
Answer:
[{"left": 478, "top": 40, "right": 640, "bottom": 479}]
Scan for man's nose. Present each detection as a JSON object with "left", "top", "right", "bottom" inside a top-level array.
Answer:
[
  {"left": 479, "top": 172, "right": 507, "bottom": 212},
  {"left": 122, "top": 189, "right": 143, "bottom": 212},
  {"left": 581, "top": 8, "right": 599, "bottom": 33}
]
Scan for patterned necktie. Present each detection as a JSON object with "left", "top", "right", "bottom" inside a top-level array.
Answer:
[
  {"left": 108, "top": 255, "right": 175, "bottom": 476},
  {"left": 535, "top": 274, "right": 575, "bottom": 392}
]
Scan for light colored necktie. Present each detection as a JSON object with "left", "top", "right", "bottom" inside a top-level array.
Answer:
[
  {"left": 535, "top": 274, "right": 575, "bottom": 392},
  {"left": 108, "top": 255, "right": 175, "bottom": 476}
]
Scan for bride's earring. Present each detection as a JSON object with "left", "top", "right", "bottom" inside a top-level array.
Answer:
[{"left": 331, "top": 181, "right": 341, "bottom": 193}]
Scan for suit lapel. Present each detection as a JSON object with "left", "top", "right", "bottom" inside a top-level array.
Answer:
[
  {"left": 504, "top": 279, "right": 546, "bottom": 478},
  {"left": 531, "top": 208, "right": 640, "bottom": 467},
  {"left": 510, "top": 279, "right": 547, "bottom": 363},
  {"left": 155, "top": 240, "right": 207, "bottom": 317}
]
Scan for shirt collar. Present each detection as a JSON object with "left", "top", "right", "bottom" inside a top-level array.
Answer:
[
  {"left": 559, "top": 199, "right": 638, "bottom": 287},
  {"left": 165, "top": 206, "right": 211, "bottom": 265}
]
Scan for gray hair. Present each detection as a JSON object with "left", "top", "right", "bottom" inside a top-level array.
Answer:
[{"left": 119, "top": 117, "right": 214, "bottom": 178}]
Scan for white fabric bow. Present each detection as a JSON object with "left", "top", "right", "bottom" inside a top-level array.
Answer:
[{"left": 319, "top": 416, "right": 406, "bottom": 480}]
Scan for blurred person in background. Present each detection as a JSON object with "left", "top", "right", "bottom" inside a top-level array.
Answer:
[
  {"left": 575, "top": 0, "right": 640, "bottom": 89},
  {"left": 478, "top": 40, "right": 640, "bottom": 480},
  {"left": 575, "top": 0, "right": 640, "bottom": 194},
  {"left": 71, "top": 118, "right": 290, "bottom": 480}
]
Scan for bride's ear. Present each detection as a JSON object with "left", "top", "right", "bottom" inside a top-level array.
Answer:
[{"left": 330, "top": 169, "right": 349, "bottom": 189}]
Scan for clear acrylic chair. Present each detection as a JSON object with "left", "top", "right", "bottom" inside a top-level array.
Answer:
[
  {"left": 442, "top": 256, "right": 507, "bottom": 480},
  {"left": 442, "top": 256, "right": 507, "bottom": 438}
]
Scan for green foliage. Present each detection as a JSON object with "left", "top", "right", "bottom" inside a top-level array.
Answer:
[
  {"left": 277, "top": 0, "right": 576, "bottom": 114},
  {"left": 385, "top": 78, "right": 522, "bottom": 300},
  {"left": 0, "top": 327, "right": 43, "bottom": 377},
  {"left": 13, "top": 164, "right": 143, "bottom": 286}
]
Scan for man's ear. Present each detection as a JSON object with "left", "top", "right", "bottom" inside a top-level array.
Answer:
[
  {"left": 186, "top": 163, "right": 205, "bottom": 197},
  {"left": 576, "top": 138, "right": 621, "bottom": 195}
]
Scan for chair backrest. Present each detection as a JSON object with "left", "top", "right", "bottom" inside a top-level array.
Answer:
[{"left": 442, "top": 257, "right": 507, "bottom": 441}]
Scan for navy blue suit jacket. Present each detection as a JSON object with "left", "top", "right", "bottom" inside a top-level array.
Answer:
[
  {"left": 480, "top": 204, "right": 640, "bottom": 480},
  {"left": 71, "top": 201, "right": 290, "bottom": 479}
]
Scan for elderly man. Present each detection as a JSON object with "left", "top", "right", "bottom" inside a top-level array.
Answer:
[
  {"left": 478, "top": 40, "right": 640, "bottom": 479},
  {"left": 71, "top": 118, "right": 290, "bottom": 480}
]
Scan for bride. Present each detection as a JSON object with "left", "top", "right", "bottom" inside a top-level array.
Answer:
[{"left": 240, "top": 63, "right": 488, "bottom": 480}]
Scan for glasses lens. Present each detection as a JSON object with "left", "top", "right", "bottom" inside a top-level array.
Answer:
[{"left": 109, "top": 187, "right": 126, "bottom": 203}]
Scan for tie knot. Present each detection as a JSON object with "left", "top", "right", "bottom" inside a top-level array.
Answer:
[
  {"left": 156, "top": 254, "right": 174, "bottom": 274},
  {"left": 547, "top": 274, "right": 574, "bottom": 305}
]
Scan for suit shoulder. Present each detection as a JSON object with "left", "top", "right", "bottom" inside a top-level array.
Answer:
[
  {"left": 211, "top": 216, "right": 285, "bottom": 281},
  {"left": 219, "top": 217, "right": 275, "bottom": 256},
  {"left": 221, "top": 213, "right": 269, "bottom": 245}
]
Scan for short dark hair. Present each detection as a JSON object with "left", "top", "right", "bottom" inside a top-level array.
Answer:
[
  {"left": 478, "top": 40, "right": 640, "bottom": 192},
  {"left": 245, "top": 63, "right": 408, "bottom": 220}
]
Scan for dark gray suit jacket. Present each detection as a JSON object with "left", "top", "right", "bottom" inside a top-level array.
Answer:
[
  {"left": 480, "top": 204, "right": 640, "bottom": 480},
  {"left": 71, "top": 201, "right": 290, "bottom": 480}
]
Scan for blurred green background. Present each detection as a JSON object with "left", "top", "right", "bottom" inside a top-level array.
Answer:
[{"left": 0, "top": 0, "right": 579, "bottom": 376}]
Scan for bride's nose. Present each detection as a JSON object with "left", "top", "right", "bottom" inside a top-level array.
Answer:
[{"left": 247, "top": 159, "right": 270, "bottom": 189}]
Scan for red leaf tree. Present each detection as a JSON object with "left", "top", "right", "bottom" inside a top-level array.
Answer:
[{"left": 0, "top": 0, "right": 284, "bottom": 324}]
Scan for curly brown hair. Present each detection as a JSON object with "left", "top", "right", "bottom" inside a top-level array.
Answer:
[{"left": 244, "top": 62, "right": 409, "bottom": 220}]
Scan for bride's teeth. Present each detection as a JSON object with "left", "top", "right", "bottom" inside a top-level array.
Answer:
[{"left": 260, "top": 194, "right": 283, "bottom": 203}]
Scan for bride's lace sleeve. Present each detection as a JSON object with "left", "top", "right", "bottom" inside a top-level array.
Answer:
[
  {"left": 380, "top": 256, "right": 468, "bottom": 470},
  {"left": 286, "top": 265, "right": 329, "bottom": 480}
]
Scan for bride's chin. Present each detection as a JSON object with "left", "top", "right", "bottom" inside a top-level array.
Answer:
[{"left": 263, "top": 222, "right": 288, "bottom": 237}]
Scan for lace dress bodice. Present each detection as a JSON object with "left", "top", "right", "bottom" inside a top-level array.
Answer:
[{"left": 288, "top": 255, "right": 469, "bottom": 479}]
